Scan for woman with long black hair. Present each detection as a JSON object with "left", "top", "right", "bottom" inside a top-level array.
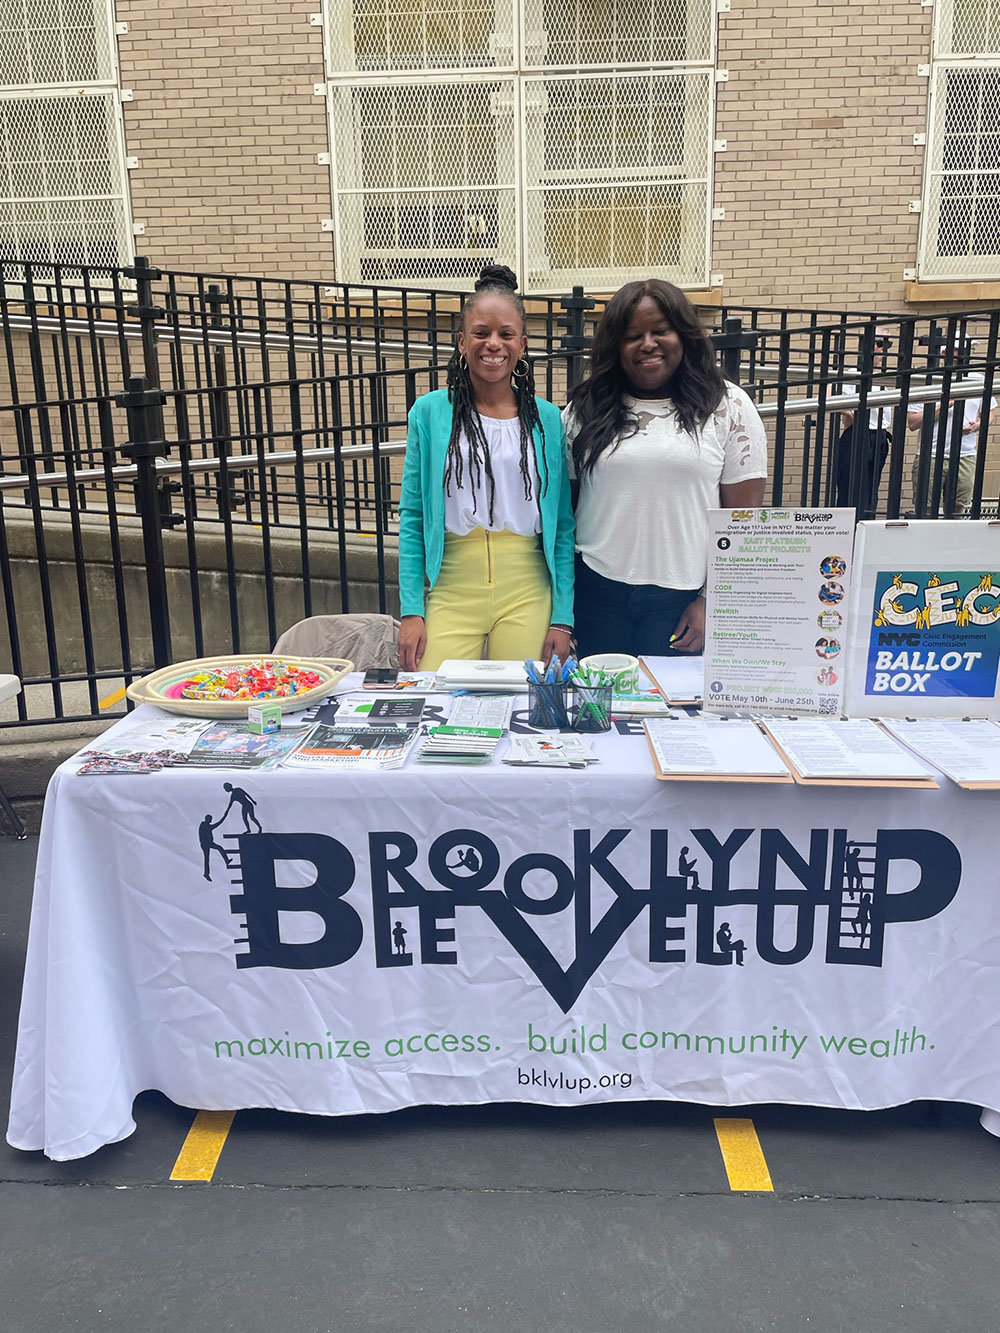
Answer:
[
  {"left": 565, "top": 279, "right": 767, "bottom": 658},
  {"left": 397, "top": 265, "right": 574, "bottom": 671}
]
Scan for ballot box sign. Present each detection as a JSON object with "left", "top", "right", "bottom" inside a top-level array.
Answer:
[
  {"left": 845, "top": 520, "right": 1000, "bottom": 719},
  {"left": 866, "top": 570, "right": 1000, "bottom": 701}
]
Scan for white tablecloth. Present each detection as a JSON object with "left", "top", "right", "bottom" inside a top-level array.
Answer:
[{"left": 8, "top": 699, "right": 1000, "bottom": 1159}]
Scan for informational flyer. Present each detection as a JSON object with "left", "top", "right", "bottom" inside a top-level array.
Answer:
[
  {"left": 760, "top": 716, "right": 934, "bottom": 782},
  {"left": 703, "top": 507, "right": 856, "bottom": 716},
  {"left": 844, "top": 520, "right": 1000, "bottom": 718},
  {"left": 880, "top": 717, "right": 1000, "bottom": 787}
]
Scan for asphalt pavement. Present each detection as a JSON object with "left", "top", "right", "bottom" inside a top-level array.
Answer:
[{"left": 2, "top": 832, "right": 999, "bottom": 1332}]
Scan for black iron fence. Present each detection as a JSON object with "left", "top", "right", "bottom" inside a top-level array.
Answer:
[{"left": 2, "top": 257, "right": 1000, "bottom": 728}]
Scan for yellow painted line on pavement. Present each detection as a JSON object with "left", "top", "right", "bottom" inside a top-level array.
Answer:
[
  {"left": 99, "top": 686, "right": 127, "bottom": 709},
  {"left": 170, "top": 1110, "right": 236, "bottom": 1181},
  {"left": 713, "top": 1117, "right": 774, "bottom": 1192}
]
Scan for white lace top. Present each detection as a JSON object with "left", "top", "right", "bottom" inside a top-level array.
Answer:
[{"left": 564, "top": 382, "right": 768, "bottom": 590}]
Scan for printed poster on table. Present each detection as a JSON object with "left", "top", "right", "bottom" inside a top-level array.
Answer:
[
  {"left": 703, "top": 506, "right": 855, "bottom": 716},
  {"left": 844, "top": 519, "right": 1000, "bottom": 718}
]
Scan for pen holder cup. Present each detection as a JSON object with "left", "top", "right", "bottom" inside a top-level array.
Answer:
[
  {"left": 527, "top": 682, "right": 573, "bottom": 731},
  {"left": 570, "top": 683, "right": 613, "bottom": 734}
]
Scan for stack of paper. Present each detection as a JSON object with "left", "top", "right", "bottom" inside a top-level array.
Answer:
[
  {"left": 759, "top": 717, "right": 936, "bottom": 786},
  {"left": 880, "top": 718, "right": 1000, "bottom": 789},
  {"left": 282, "top": 723, "right": 419, "bottom": 770},
  {"left": 611, "top": 691, "right": 677, "bottom": 718},
  {"left": 335, "top": 695, "right": 426, "bottom": 725},
  {"left": 418, "top": 725, "right": 504, "bottom": 764},
  {"left": 74, "top": 715, "right": 211, "bottom": 775},
  {"left": 503, "top": 734, "right": 597, "bottom": 769},
  {"left": 643, "top": 717, "right": 791, "bottom": 782},
  {"left": 435, "top": 660, "right": 539, "bottom": 692},
  {"left": 448, "top": 694, "right": 515, "bottom": 729},
  {"left": 184, "top": 723, "right": 310, "bottom": 771}
]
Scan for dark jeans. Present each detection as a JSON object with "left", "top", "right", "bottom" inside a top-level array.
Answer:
[
  {"left": 835, "top": 426, "right": 890, "bottom": 518},
  {"left": 574, "top": 554, "right": 701, "bottom": 658}
]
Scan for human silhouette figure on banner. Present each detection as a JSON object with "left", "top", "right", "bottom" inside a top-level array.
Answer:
[
  {"left": 846, "top": 844, "right": 865, "bottom": 896},
  {"left": 448, "top": 846, "right": 482, "bottom": 873},
  {"left": 716, "top": 922, "right": 746, "bottom": 966},
  {"left": 393, "top": 921, "right": 409, "bottom": 955},
  {"left": 678, "top": 846, "right": 700, "bottom": 890},
  {"left": 222, "top": 782, "right": 262, "bottom": 833},
  {"left": 198, "top": 814, "right": 232, "bottom": 882},
  {"left": 852, "top": 893, "right": 874, "bottom": 944}
]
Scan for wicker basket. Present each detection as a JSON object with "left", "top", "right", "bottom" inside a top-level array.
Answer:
[{"left": 125, "top": 654, "right": 354, "bottom": 718}]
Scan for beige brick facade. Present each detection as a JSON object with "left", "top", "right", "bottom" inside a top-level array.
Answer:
[
  {"left": 116, "top": 0, "right": 334, "bottom": 279},
  {"left": 714, "top": 1, "right": 932, "bottom": 311},
  {"left": 108, "top": 0, "right": 972, "bottom": 312}
]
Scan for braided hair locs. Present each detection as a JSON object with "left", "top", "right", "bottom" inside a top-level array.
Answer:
[{"left": 443, "top": 263, "right": 547, "bottom": 526}]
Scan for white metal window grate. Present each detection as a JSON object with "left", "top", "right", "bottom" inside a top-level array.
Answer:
[
  {"left": 0, "top": 90, "right": 131, "bottom": 270},
  {"left": 934, "top": 0, "right": 1000, "bottom": 58},
  {"left": 522, "top": 71, "right": 711, "bottom": 289},
  {"left": 0, "top": 0, "right": 116, "bottom": 90},
  {"left": 330, "top": 80, "right": 517, "bottom": 284},
  {"left": 521, "top": 0, "right": 713, "bottom": 70},
  {"left": 327, "top": 0, "right": 511, "bottom": 73},
  {"left": 919, "top": 61, "right": 1000, "bottom": 279},
  {"left": 0, "top": 0, "right": 130, "bottom": 276},
  {"left": 323, "top": 0, "right": 717, "bottom": 292}
]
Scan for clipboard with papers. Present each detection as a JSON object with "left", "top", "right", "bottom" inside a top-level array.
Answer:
[
  {"left": 639, "top": 655, "right": 704, "bottom": 707},
  {"left": 642, "top": 716, "right": 793, "bottom": 783},
  {"left": 757, "top": 716, "right": 939, "bottom": 788}
]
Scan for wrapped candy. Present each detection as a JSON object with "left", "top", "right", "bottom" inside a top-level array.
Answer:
[{"left": 179, "top": 659, "right": 322, "bottom": 702}]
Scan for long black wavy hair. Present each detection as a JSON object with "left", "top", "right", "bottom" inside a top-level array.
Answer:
[
  {"left": 568, "top": 278, "right": 726, "bottom": 479},
  {"left": 444, "top": 263, "right": 547, "bottom": 524}
]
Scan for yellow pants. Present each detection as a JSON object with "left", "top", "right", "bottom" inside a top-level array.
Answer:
[{"left": 421, "top": 528, "right": 552, "bottom": 670}]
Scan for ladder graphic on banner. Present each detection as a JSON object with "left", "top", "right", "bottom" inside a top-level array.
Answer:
[{"left": 835, "top": 837, "right": 877, "bottom": 955}]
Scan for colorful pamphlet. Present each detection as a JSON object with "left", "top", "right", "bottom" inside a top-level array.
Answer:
[
  {"left": 185, "top": 722, "right": 309, "bottom": 770},
  {"left": 282, "top": 722, "right": 419, "bottom": 770},
  {"left": 503, "top": 734, "right": 597, "bottom": 769}
]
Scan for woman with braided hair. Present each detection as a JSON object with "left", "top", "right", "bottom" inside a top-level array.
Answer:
[{"left": 397, "top": 265, "right": 575, "bottom": 671}]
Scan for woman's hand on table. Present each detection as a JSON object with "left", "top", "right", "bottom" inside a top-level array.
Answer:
[
  {"left": 670, "top": 595, "right": 705, "bottom": 654},
  {"left": 542, "top": 626, "right": 573, "bottom": 667},
  {"left": 397, "top": 615, "right": 427, "bottom": 671}
]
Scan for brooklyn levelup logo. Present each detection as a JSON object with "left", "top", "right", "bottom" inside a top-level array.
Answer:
[{"left": 216, "top": 819, "right": 962, "bottom": 1013}]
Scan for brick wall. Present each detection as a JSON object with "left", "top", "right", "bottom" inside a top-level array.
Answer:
[
  {"left": 714, "top": 1, "right": 932, "bottom": 310},
  {"left": 116, "top": 0, "right": 333, "bottom": 278},
  {"left": 109, "top": 2, "right": 990, "bottom": 316}
]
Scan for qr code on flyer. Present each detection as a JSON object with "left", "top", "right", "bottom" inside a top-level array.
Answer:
[{"left": 818, "top": 695, "right": 838, "bottom": 714}]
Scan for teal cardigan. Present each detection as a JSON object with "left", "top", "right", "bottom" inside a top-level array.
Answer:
[{"left": 398, "top": 388, "right": 575, "bottom": 626}]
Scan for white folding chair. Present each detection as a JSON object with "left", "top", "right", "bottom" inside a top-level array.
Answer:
[{"left": 0, "top": 675, "right": 27, "bottom": 838}]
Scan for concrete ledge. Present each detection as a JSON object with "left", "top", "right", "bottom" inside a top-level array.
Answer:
[{"left": 3, "top": 511, "right": 401, "bottom": 675}]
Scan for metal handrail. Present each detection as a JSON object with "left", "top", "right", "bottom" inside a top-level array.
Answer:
[
  {"left": 0, "top": 440, "right": 407, "bottom": 492},
  {"left": 0, "top": 311, "right": 443, "bottom": 361},
  {"left": 1, "top": 378, "right": 991, "bottom": 494}
]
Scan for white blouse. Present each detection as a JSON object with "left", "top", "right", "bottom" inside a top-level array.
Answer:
[
  {"left": 444, "top": 415, "right": 542, "bottom": 536},
  {"left": 565, "top": 382, "right": 768, "bottom": 590}
]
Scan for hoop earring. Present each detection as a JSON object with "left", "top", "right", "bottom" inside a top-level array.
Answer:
[
  {"left": 459, "top": 353, "right": 469, "bottom": 372},
  {"left": 512, "top": 358, "right": 529, "bottom": 380}
]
